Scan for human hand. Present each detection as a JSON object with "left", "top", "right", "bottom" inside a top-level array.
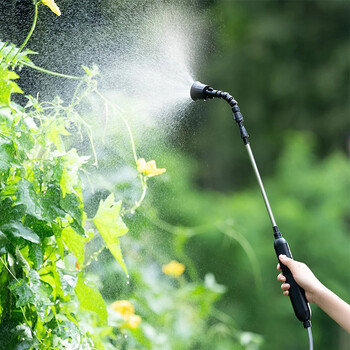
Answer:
[{"left": 277, "top": 254, "right": 324, "bottom": 304}]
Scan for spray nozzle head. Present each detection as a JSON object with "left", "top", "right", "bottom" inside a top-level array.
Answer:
[
  {"left": 190, "top": 81, "right": 238, "bottom": 111},
  {"left": 190, "top": 81, "right": 213, "bottom": 100}
]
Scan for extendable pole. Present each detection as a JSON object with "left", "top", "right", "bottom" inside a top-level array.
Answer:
[{"left": 245, "top": 143, "right": 277, "bottom": 227}]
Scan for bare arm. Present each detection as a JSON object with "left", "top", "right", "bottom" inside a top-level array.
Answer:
[{"left": 277, "top": 254, "right": 350, "bottom": 333}]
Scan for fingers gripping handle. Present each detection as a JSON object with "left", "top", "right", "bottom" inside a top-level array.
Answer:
[{"left": 274, "top": 237, "right": 311, "bottom": 324}]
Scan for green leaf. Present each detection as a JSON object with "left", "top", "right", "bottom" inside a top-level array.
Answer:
[
  {"left": 0, "top": 41, "right": 36, "bottom": 66},
  {"left": 60, "top": 190, "right": 85, "bottom": 235},
  {"left": 39, "top": 261, "right": 63, "bottom": 300},
  {"left": 75, "top": 273, "right": 108, "bottom": 326},
  {"left": 28, "top": 243, "right": 43, "bottom": 269},
  {"left": 16, "top": 180, "right": 43, "bottom": 219},
  {"left": 0, "top": 105, "right": 13, "bottom": 130},
  {"left": 0, "top": 222, "right": 40, "bottom": 244},
  {"left": 41, "top": 185, "right": 66, "bottom": 222},
  {"left": 13, "top": 324, "right": 36, "bottom": 350},
  {"left": 24, "top": 215, "right": 54, "bottom": 239},
  {"left": 27, "top": 269, "right": 53, "bottom": 320},
  {"left": 8, "top": 279, "right": 35, "bottom": 307},
  {"left": 59, "top": 148, "right": 89, "bottom": 198},
  {"left": 0, "top": 138, "right": 16, "bottom": 177},
  {"left": 0, "top": 69, "right": 23, "bottom": 104},
  {"left": 93, "top": 194, "right": 128, "bottom": 273},
  {"left": 0, "top": 198, "right": 25, "bottom": 226},
  {"left": 46, "top": 119, "right": 70, "bottom": 153},
  {"left": 0, "top": 231, "right": 11, "bottom": 255},
  {"left": 61, "top": 226, "right": 86, "bottom": 265}
]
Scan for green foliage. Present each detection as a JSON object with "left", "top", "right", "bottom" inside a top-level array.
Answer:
[
  {"left": 0, "top": 41, "right": 34, "bottom": 104},
  {"left": 0, "top": 36, "right": 132, "bottom": 348},
  {"left": 0, "top": 5, "right": 254, "bottom": 349}
]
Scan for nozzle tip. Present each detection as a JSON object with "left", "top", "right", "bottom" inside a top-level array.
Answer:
[{"left": 190, "top": 81, "right": 210, "bottom": 101}]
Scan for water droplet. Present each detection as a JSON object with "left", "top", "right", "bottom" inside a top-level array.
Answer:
[
  {"left": 124, "top": 334, "right": 128, "bottom": 339},
  {"left": 126, "top": 274, "right": 130, "bottom": 279},
  {"left": 126, "top": 280, "right": 130, "bottom": 285}
]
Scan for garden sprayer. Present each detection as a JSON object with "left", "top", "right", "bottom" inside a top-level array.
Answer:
[{"left": 190, "top": 81, "right": 313, "bottom": 350}]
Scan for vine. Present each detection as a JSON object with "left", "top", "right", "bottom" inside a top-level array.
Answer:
[
  {"left": 0, "top": 1, "right": 263, "bottom": 349},
  {"left": 0, "top": 1, "right": 166, "bottom": 347}
]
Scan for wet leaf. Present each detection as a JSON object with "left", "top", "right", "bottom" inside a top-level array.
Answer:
[
  {"left": 61, "top": 226, "right": 86, "bottom": 265},
  {"left": 75, "top": 274, "right": 107, "bottom": 326},
  {"left": 93, "top": 194, "right": 128, "bottom": 273},
  {"left": 1, "top": 222, "right": 40, "bottom": 244},
  {"left": 9, "top": 279, "right": 35, "bottom": 307},
  {"left": 59, "top": 149, "right": 89, "bottom": 198}
]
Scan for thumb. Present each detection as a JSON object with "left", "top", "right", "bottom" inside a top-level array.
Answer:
[{"left": 279, "top": 254, "right": 294, "bottom": 269}]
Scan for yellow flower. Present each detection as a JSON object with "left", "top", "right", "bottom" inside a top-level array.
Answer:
[
  {"left": 162, "top": 260, "right": 185, "bottom": 278},
  {"left": 124, "top": 314, "right": 142, "bottom": 330},
  {"left": 111, "top": 300, "right": 135, "bottom": 320},
  {"left": 42, "top": 0, "right": 61, "bottom": 16},
  {"left": 137, "top": 158, "right": 166, "bottom": 177},
  {"left": 111, "top": 300, "right": 142, "bottom": 330}
]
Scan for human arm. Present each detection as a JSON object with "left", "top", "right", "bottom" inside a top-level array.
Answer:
[{"left": 277, "top": 254, "right": 350, "bottom": 333}]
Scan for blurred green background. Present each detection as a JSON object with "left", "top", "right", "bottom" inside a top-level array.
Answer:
[{"left": 1, "top": 0, "right": 349, "bottom": 349}]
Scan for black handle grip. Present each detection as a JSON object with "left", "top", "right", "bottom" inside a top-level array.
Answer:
[{"left": 274, "top": 237, "right": 311, "bottom": 323}]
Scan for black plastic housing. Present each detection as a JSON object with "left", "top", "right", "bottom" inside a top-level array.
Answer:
[{"left": 274, "top": 237, "right": 311, "bottom": 323}]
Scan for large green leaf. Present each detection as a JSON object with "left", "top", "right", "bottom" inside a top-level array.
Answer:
[
  {"left": 61, "top": 226, "right": 86, "bottom": 265},
  {"left": 0, "top": 198, "right": 25, "bottom": 226},
  {"left": 75, "top": 274, "right": 108, "bottom": 326},
  {"left": 0, "top": 222, "right": 40, "bottom": 244},
  {"left": 93, "top": 194, "right": 128, "bottom": 273},
  {"left": 16, "top": 180, "right": 43, "bottom": 220},
  {"left": 8, "top": 279, "right": 35, "bottom": 307}
]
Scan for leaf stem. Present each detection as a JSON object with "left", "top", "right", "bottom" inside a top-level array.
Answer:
[
  {"left": 95, "top": 91, "right": 138, "bottom": 164},
  {"left": 217, "top": 224, "right": 262, "bottom": 290},
  {"left": 0, "top": 256, "right": 19, "bottom": 282},
  {"left": 125, "top": 176, "right": 148, "bottom": 214},
  {"left": 12, "top": 1, "right": 39, "bottom": 63},
  {"left": 20, "top": 61, "right": 83, "bottom": 80}
]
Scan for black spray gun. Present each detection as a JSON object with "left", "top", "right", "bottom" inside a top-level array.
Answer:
[{"left": 190, "top": 81, "right": 313, "bottom": 349}]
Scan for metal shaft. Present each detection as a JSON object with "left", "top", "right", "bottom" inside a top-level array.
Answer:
[{"left": 245, "top": 143, "right": 277, "bottom": 227}]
